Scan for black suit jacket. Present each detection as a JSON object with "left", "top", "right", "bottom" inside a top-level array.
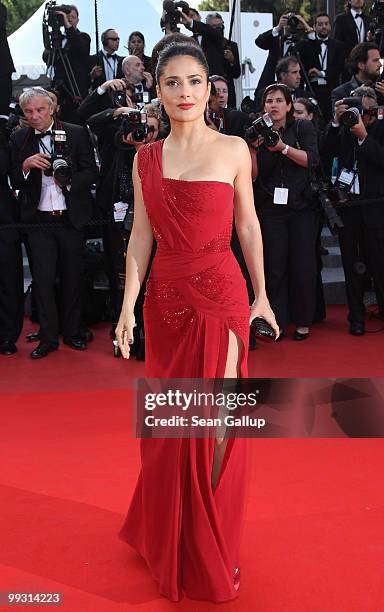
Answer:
[
  {"left": 190, "top": 23, "right": 241, "bottom": 107},
  {"left": 43, "top": 28, "right": 91, "bottom": 100},
  {"left": 88, "top": 51, "right": 124, "bottom": 89},
  {"left": 255, "top": 29, "right": 284, "bottom": 93},
  {"left": 0, "top": 3, "right": 15, "bottom": 76},
  {"left": 191, "top": 21, "right": 226, "bottom": 76},
  {"left": 332, "top": 11, "right": 370, "bottom": 60},
  {"left": 321, "top": 119, "right": 384, "bottom": 228},
  {"left": 295, "top": 37, "right": 346, "bottom": 92},
  {"left": 9, "top": 122, "right": 98, "bottom": 229}
]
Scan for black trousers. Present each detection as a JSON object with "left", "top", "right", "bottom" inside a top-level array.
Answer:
[
  {"left": 338, "top": 207, "right": 384, "bottom": 323},
  {"left": 259, "top": 208, "right": 320, "bottom": 329},
  {"left": 27, "top": 214, "right": 84, "bottom": 345},
  {"left": 0, "top": 74, "right": 12, "bottom": 117},
  {"left": 0, "top": 233, "right": 24, "bottom": 343},
  {"left": 103, "top": 222, "right": 147, "bottom": 332}
]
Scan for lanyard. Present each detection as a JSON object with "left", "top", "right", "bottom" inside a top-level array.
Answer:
[
  {"left": 104, "top": 55, "right": 116, "bottom": 79},
  {"left": 39, "top": 138, "right": 52, "bottom": 156},
  {"left": 319, "top": 43, "right": 328, "bottom": 71},
  {"left": 354, "top": 17, "right": 363, "bottom": 43}
]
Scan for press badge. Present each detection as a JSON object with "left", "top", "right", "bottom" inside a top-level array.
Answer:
[
  {"left": 114, "top": 201, "right": 128, "bottom": 222},
  {"left": 273, "top": 187, "right": 289, "bottom": 205},
  {"left": 338, "top": 169, "right": 354, "bottom": 186}
]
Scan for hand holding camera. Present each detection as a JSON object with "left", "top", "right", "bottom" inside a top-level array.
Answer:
[
  {"left": 101, "top": 78, "right": 127, "bottom": 92},
  {"left": 22, "top": 153, "right": 52, "bottom": 173}
]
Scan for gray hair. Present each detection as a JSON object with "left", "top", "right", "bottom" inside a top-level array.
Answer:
[
  {"left": 352, "top": 85, "right": 377, "bottom": 101},
  {"left": 206, "top": 12, "right": 223, "bottom": 23},
  {"left": 19, "top": 87, "right": 53, "bottom": 109}
]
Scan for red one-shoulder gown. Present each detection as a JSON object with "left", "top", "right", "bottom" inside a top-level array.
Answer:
[{"left": 119, "top": 140, "right": 249, "bottom": 602}]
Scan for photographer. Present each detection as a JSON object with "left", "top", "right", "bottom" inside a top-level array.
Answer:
[
  {"left": 332, "top": 0, "right": 370, "bottom": 66},
  {"left": 88, "top": 104, "right": 160, "bottom": 358},
  {"left": 295, "top": 13, "right": 346, "bottom": 122},
  {"left": 321, "top": 86, "right": 384, "bottom": 334},
  {"left": 254, "top": 12, "right": 313, "bottom": 95},
  {"left": 251, "top": 84, "right": 320, "bottom": 340},
  {"left": 89, "top": 28, "right": 124, "bottom": 90},
  {"left": 43, "top": 3, "right": 91, "bottom": 124},
  {"left": 255, "top": 57, "right": 310, "bottom": 115},
  {"left": 9, "top": 88, "right": 98, "bottom": 359},
  {"left": 206, "top": 80, "right": 250, "bottom": 137},
  {"left": 331, "top": 42, "right": 384, "bottom": 108},
  {"left": 181, "top": 10, "right": 241, "bottom": 107}
]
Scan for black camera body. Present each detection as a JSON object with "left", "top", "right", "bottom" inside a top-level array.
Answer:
[
  {"left": 43, "top": 1, "right": 72, "bottom": 52},
  {"left": 285, "top": 12, "right": 299, "bottom": 28},
  {"left": 307, "top": 179, "right": 344, "bottom": 233},
  {"left": 161, "top": 0, "right": 190, "bottom": 33},
  {"left": 44, "top": 129, "right": 72, "bottom": 187},
  {"left": 340, "top": 97, "right": 384, "bottom": 128},
  {"left": 245, "top": 113, "right": 280, "bottom": 148},
  {"left": 122, "top": 111, "right": 154, "bottom": 143},
  {"left": 45, "top": 1, "right": 71, "bottom": 28}
]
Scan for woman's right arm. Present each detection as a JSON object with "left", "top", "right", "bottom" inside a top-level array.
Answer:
[{"left": 115, "top": 153, "right": 153, "bottom": 359}]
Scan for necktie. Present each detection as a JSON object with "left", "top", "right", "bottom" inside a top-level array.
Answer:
[
  {"left": 106, "top": 53, "right": 117, "bottom": 60},
  {"left": 36, "top": 131, "right": 52, "bottom": 138},
  {"left": 355, "top": 14, "right": 362, "bottom": 19}
]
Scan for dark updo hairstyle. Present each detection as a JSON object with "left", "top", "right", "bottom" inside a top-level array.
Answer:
[
  {"left": 261, "top": 84, "right": 295, "bottom": 126},
  {"left": 294, "top": 97, "right": 319, "bottom": 129},
  {"left": 155, "top": 40, "right": 209, "bottom": 86}
]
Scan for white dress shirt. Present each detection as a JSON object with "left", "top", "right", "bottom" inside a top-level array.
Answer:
[{"left": 35, "top": 123, "right": 67, "bottom": 212}]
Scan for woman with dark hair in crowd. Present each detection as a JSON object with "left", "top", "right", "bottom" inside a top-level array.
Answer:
[
  {"left": 252, "top": 83, "right": 320, "bottom": 340},
  {"left": 127, "top": 31, "right": 152, "bottom": 74},
  {"left": 293, "top": 97, "right": 319, "bottom": 127},
  {"left": 116, "top": 41, "right": 278, "bottom": 602}
]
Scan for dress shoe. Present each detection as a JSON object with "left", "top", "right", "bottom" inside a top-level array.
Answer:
[
  {"left": 26, "top": 331, "right": 40, "bottom": 343},
  {"left": 0, "top": 340, "right": 17, "bottom": 355},
  {"left": 293, "top": 329, "right": 309, "bottom": 341},
  {"left": 30, "top": 342, "right": 58, "bottom": 359},
  {"left": 349, "top": 322, "right": 365, "bottom": 336},
  {"left": 63, "top": 337, "right": 87, "bottom": 350}
]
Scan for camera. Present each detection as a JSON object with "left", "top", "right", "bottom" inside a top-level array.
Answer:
[
  {"left": 307, "top": 179, "right": 344, "bottom": 234},
  {"left": 122, "top": 111, "right": 154, "bottom": 142},
  {"left": 240, "top": 95, "right": 257, "bottom": 116},
  {"left": 161, "top": 0, "right": 190, "bottom": 33},
  {"left": 285, "top": 12, "right": 300, "bottom": 28},
  {"left": 340, "top": 97, "right": 384, "bottom": 128},
  {"left": 44, "top": 129, "right": 72, "bottom": 187},
  {"left": 244, "top": 113, "right": 280, "bottom": 148},
  {"left": 43, "top": 1, "right": 72, "bottom": 52}
]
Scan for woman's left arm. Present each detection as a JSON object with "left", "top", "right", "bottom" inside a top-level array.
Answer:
[
  {"left": 267, "top": 120, "right": 320, "bottom": 169},
  {"left": 232, "top": 138, "right": 280, "bottom": 337}
]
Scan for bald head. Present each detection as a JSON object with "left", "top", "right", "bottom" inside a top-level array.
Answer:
[{"left": 122, "top": 55, "right": 144, "bottom": 84}]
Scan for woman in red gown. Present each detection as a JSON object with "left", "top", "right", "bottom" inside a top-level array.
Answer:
[{"left": 116, "top": 41, "right": 278, "bottom": 602}]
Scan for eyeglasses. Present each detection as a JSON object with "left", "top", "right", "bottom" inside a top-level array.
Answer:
[{"left": 107, "top": 37, "right": 120, "bottom": 41}]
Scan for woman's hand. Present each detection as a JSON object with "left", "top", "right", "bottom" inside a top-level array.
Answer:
[
  {"left": 266, "top": 136, "right": 285, "bottom": 153},
  {"left": 115, "top": 311, "right": 136, "bottom": 359},
  {"left": 250, "top": 295, "right": 280, "bottom": 340}
]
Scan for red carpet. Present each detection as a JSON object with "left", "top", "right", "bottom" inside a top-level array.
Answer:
[{"left": 1, "top": 306, "right": 384, "bottom": 611}]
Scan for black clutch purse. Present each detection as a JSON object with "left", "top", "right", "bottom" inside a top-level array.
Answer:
[{"left": 250, "top": 317, "right": 276, "bottom": 343}]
